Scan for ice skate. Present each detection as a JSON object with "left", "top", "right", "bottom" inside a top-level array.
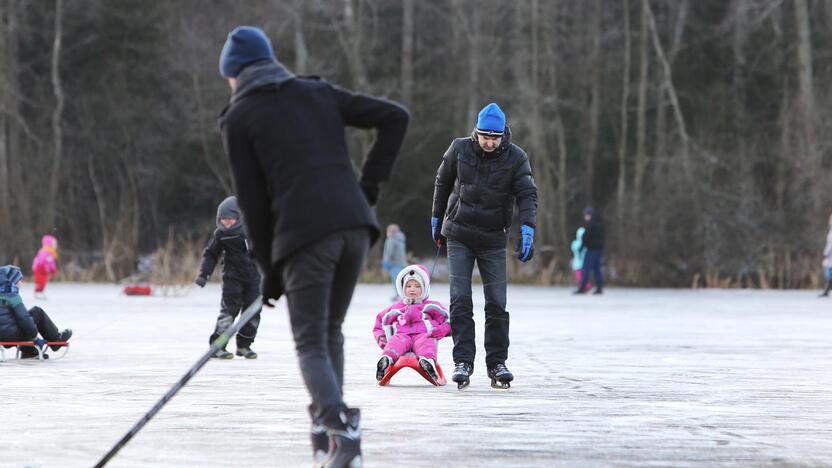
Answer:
[
  {"left": 487, "top": 363, "right": 514, "bottom": 390},
  {"left": 376, "top": 355, "right": 391, "bottom": 382},
  {"left": 323, "top": 407, "right": 362, "bottom": 468},
  {"left": 451, "top": 362, "right": 473, "bottom": 390},
  {"left": 311, "top": 423, "right": 329, "bottom": 466}
]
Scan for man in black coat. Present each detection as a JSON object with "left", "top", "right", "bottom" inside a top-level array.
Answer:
[
  {"left": 218, "top": 26, "right": 409, "bottom": 467},
  {"left": 431, "top": 102, "right": 538, "bottom": 390},
  {"left": 576, "top": 207, "right": 605, "bottom": 295}
]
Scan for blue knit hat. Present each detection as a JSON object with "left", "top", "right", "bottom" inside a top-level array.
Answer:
[
  {"left": 219, "top": 26, "right": 275, "bottom": 78},
  {"left": 476, "top": 103, "right": 506, "bottom": 136},
  {"left": 0, "top": 265, "right": 23, "bottom": 296}
]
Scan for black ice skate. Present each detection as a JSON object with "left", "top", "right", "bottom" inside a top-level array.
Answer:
[
  {"left": 235, "top": 347, "right": 258, "bottom": 359},
  {"left": 323, "top": 407, "right": 362, "bottom": 468},
  {"left": 418, "top": 357, "right": 439, "bottom": 384},
  {"left": 311, "top": 422, "right": 329, "bottom": 466},
  {"left": 451, "top": 361, "right": 473, "bottom": 390},
  {"left": 487, "top": 363, "right": 514, "bottom": 389},
  {"left": 376, "top": 355, "right": 392, "bottom": 382}
]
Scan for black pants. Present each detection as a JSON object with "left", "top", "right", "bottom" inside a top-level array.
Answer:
[
  {"left": 209, "top": 273, "right": 262, "bottom": 349},
  {"left": 17, "top": 307, "right": 61, "bottom": 355},
  {"left": 281, "top": 228, "right": 369, "bottom": 429},
  {"left": 579, "top": 249, "right": 604, "bottom": 292},
  {"left": 447, "top": 239, "right": 509, "bottom": 367}
]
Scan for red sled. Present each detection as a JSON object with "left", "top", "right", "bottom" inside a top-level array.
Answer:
[
  {"left": 378, "top": 353, "right": 447, "bottom": 387},
  {"left": 123, "top": 284, "right": 152, "bottom": 296}
]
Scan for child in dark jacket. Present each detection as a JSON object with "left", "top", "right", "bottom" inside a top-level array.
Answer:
[
  {"left": 0, "top": 265, "right": 72, "bottom": 359},
  {"left": 195, "top": 196, "right": 262, "bottom": 359},
  {"left": 372, "top": 264, "right": 450, "bottom": 384}
]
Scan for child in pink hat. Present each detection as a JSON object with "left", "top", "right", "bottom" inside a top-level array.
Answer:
[
  {"left": 372, "top": 264, "right": 450, "bottom": 384},
  {"left": 31, "top": 235, "right": 59, "bottom": 296}
]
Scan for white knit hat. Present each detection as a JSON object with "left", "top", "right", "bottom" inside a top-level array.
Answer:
[{"left": 395, "top": 264, "right": 431, "bottom": 303}]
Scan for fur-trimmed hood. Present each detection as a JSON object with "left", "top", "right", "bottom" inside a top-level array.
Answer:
[{"left": 395, "top": 264, "right": 431, "bottom": 303}]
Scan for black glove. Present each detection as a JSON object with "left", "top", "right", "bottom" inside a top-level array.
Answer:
[
  {"left": 261, "top": 268, "right": 285, "bottom": 308},
  {"left": 194, "top": 275, "right": 208, "bottom": 288},
  {"left": 360, "top": 180, "right": 379, "bottom": 206}
]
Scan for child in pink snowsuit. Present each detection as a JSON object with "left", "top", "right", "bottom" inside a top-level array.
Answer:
[
  {"left": 32, "top": 235, "right": 59, "bottom": 294},
  {"left": 373, "top": 264, "right": 450, "bottom": 384}
]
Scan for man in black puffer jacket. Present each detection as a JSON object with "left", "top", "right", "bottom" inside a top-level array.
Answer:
[
  {"left": 218, "top": 26, "right": 409, "bottom": 467},
  {"left": 576, "top": 207, "right": 605, "bottom": 295},
  {"left": 195, "top": 195, "right": 261, "bottom": 359},
  {"left": 432, "top": 102, "right": 538, "bottom": 390}
]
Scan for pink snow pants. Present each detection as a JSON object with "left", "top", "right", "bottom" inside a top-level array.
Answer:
[{"left": 382, "top": 333, "right": 437, "bottom": 361}]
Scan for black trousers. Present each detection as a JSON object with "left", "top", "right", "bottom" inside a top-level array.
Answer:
[
  {"left": 281, "top": 228, "right": 369, "bottom": 429},
  {"left": 209, "top": 273, "right": 262, "bottom": 349},
  {"left": 17, "top": 307, "right": 61, "bottom": 355},
  {"left": 447, "top": 239, "right": 509, "bottom": 367}
]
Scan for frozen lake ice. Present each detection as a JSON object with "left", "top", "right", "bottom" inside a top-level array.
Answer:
[{"left": 3, "top": 282, "right": 832, "bottom": 467}]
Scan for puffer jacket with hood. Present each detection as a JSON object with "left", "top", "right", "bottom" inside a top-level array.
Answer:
[
  {"left": 198, "top": 196, "right": 260, "bottom": 282},
  {"left": 32, "top": 235, "right": 58, "bottom": 276},
  {"left": 0, "top": 265, "right": 38, "bottom": 341},
  {"left": 372, "top": 265, "right": 450, "bottom": 343},
  {"left": 432, "top": 127, "right": 538, "bottom": 249}
]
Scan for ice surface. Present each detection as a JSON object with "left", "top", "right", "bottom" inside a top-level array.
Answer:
[{"left": 3, "top": 283, "right": 832, "bottom": 467}]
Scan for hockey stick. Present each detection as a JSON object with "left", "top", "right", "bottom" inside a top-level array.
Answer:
[
  {"left": 94, "top": 296, "right": 264, "bottom": 467},
  {"left": 429, "top": 243, "right": 442, "bottom": 279}
]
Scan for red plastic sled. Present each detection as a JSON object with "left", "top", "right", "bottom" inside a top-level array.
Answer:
[
  {"left": 378, "top": 354, "right": 447, "bottom": 387},
  {"left": 123, "top": 284, "right": 152, "bottom": 296},
  {"left": 0, "top": 341, "right": 70, "bottom": 361}
]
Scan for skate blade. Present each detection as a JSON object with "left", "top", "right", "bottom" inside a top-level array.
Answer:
[
  {"left": 456, "top": 380, "right": 470, "bottom": 390},
  {"left": 490, "top": 379, "right": 511, "bottom": 390}
]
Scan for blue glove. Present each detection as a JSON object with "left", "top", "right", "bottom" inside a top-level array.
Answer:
[
  {"left": 517, "top": 224, "right": 535, "bottom": 262},
  {"left": 33, "top": 337, "right": 48, "bottom": 353},
  {"left": 431, "top": 216, "right": 443, "bottom": 246}
]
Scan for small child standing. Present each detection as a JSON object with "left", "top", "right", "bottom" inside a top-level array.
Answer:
[
  {"left": 570, "top": 227, "right": 591, "bottom": 292},
  {"left": 373, "top": 264, "right": 450, "bottom": 384},
  {"left": 31, "top": 234, "right": 59, "bottom": 298},
  {"left": 195, "top": 196, "right": 262, "bottom": 359}
]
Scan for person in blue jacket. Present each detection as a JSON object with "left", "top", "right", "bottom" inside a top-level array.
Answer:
[
  {"left": 570, "top": 227, "right": 591, "bottom": 292},
  {"left": 0, "top": 265, "right": 72, "bottom": 359}
]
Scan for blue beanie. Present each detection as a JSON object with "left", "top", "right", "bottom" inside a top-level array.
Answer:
[
  {"left": 476, "top": 103, "right": 506, "bottom": 135},
  {"left": 219, "top": 26, "right": 275, "bottom": 78},
  {"left": 0, "top": 265, "right": 23, "bottom": 296}
]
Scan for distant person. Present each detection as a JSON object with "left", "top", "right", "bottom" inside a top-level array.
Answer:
[
  {"left": 431, "top": 102, "right": 538, "bottom": 390},
  {"left": 575, "top": 208, "right": 604, "bottom": 295},
  {"left": 382, "top": 224, "right": 407, "bottom": 301},
  {"left": 194, "top": 196, "right": 262, "bottom": 359},
  {"left": 373, "top": 265, "right": 450, "bottom": 385},
  {"left": 218, "top": 26, "right": 409, "bottom": 466},
  {"left": 570, "top": 227, "right": 591, "bottom": 292},
  {"left": 821, "top": 213, "right": 832, "bottom": 297},
  {"left": 0, "top": 265, "right": 71, "bottom": 359},
  {"left": 31, "top": 234, "right": 58, "bottom": 298}
]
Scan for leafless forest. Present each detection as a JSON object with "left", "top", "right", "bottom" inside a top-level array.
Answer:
[{"left": 1, "top": 0, "right": 830, "bottom": 287}]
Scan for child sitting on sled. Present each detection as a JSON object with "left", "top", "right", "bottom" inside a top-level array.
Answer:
[
  {"left": 372, "top": 264, "right": 450, "bottom": 384},
  {"left": 0, "top": 265, "right": 72, "bottom": 358}
]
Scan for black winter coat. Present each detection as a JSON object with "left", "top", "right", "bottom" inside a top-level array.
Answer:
[
  {"left": 0, "top": 295, "right": 37, "bottom": 341},
  {"left": 432, "top": 128, "right": 538, "bottom": 248},
  {"left": 198, "top": 230, "right": 260, "bottom": 283},
  {"left": 582, "top": 218, "right": 605, "bottom": 251},
  {"left": 220, "top": 77, "right": 410, "bottom": 277}
]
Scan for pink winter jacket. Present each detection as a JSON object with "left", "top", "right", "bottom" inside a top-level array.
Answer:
[
  {"left": 373, "top": 299, "right": 451, "bottom": 345},
  {"left": 32, "top": 236, "right": 58, "bottom": 276}
]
